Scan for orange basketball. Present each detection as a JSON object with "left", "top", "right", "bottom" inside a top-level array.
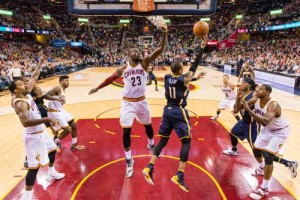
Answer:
[{"left": 193, "top": 21, "right": 209, "bottom": 37}]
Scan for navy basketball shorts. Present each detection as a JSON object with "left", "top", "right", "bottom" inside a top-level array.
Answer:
[
  {"left": 149, "top": 72, "right": 156, "bottom": 80},
  {"left": 158, "top": 105, "right": 191, "bottom": 139},
  {"left": 231, "top": 120, "right": 258, "bottom": 144}
]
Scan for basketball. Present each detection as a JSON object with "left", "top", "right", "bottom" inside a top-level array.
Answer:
[{"left": 193, "top": 21, "right": 209, "bottom": 37}]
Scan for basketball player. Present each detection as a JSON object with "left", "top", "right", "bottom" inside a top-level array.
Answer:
[
  {"left": 240, "top": 84, "right": 298, "bottom": 199},
  {"left": 223, "top": 78, "right": 258, "bottom": 156},
  {"left": 9, "top": 53, "right": 65, "bottom": 200},
  {"left": 45, "top": 75, "right": 85, "bottom": 151},
  {"left": 142, "top": 37, "right": 207, "bottom": 192},
  {"left": 89, "top": 25, "right": 168, "bottom": 177},
  {"left": 237, "top": 61, "right": 255, "bottom": 83},
  {"left": 147, "top": 63, "right": 159, "bottom": 91},
  {"left": 211, "top": 74, "right": 240, "bottom": 121}
]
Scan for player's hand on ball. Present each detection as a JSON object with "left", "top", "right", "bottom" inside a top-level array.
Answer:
[{"left": 89, "top": 87, "right": 99, "bottom": 95}]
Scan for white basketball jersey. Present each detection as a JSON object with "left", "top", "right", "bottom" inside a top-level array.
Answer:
[
  {"left": 222, "top": 83, "right": 236, "bottom": 100},
  {"left": 254, "top": 98, "right": 288, "bottom": 130},
  {"left": 14, "top": 94, "right": 43, "bottom": 134},
  {"left": 48, "top": 87, "right": 65, "bottom": 111},
  {"left": 123, "top": 63, "right": 147, "bottom": 98}
]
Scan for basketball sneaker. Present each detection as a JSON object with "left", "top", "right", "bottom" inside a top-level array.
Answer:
[
  {"left": 252, "top": 167, "right": 264, "bottom": 176},
  {"left": 147, "top": 144, "right": 155, "bottom": 152},
  {"left": 46, "top": 170, "right": 65, "bottom": 181},
  {"left": 70, "top": 143, "right": 85, "bottom": 151},
  {"left": 210, "top": 115, "right": 219, "bottom": 120},
  {"left": 126, "top": 158, "right": 134, "bottom": 178},
  {"left": 288, "top": 161, "right": 298, "bottom": 178},
  {"left": 171, "top": 172, "right": 189, "bottom": 192},
  {"left": 223, "top": 149, "right": 239, "bottom": 156},
  {"left": 249, "top": 187, "right": 269, "bottom": 200},
  {"left": 142, "top": 164, "right": 154, "bottom": 185}
]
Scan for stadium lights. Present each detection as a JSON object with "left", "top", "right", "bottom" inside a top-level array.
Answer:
[
  {"left": 78, "top": 18, "right": 89, "bottom": 22},
  {"left": 0, "top": 9, "right": 13, "bottom": 16},
  {"left": 235, "top": 15, "right": 243, "bottom": 19},
  {"left": 120, "top": 19, "right": 130, "bottom": 24},
  {"left": 270, "top": 9, "right": 282, "bottom": 15},
  {"left": 43, "top": 15, "right": 51, "bottom": 20},
  {"left": 200, "top": 18, "right": 210, "bottom": 22}
]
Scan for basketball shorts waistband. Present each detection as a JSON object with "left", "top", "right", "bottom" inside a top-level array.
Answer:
[
  {"left": 123, "top": 96, "right": 146, "bottom": 102},
  {"left": 26, "top": 131, "right": 43, "bottom": 135},
  {"left": 48, "top": 109, "right": 61, "bottom": 112}
]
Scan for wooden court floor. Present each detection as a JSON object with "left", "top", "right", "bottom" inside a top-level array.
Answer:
[{"left": 0, "top": 67, "right": 299, "bottom": 199}]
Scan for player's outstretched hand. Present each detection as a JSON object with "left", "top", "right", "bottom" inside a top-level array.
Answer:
[
  {"left": 162, "top": 24, "right": 168, "bottom": 32},
  {"left": 89, "top": 87, "right": 99, "bottom": 95}
]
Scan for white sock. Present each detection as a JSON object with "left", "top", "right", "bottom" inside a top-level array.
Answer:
[
  {"left": 23, "top": 190, "right": 33, "bottom": 200},
  {"left": 48, "top": 166, "right": 55, "bottom": 174},
  {"left": 72, "top": 137, "right": 77, "bottom": 145},
  {"left": 259, "top": 162, "right": 265, "bottom": 169},
  {"left": 261, "top": 178, "right": 269, "bottom": 189},
  {"left": 148, "top": 138, "right": 154, "bottom": 145},
  {"left": 125, "top": 150, "right": 131, "bottom": 160}
]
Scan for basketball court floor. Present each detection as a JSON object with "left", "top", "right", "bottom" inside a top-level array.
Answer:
[{"left": 0, "top": 66, "right": 299, "bottom": 200}]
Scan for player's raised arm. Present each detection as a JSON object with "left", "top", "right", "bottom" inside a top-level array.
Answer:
[
  {"left": 89, "top": 64, "right": 127, "bottom": 95},
  {"left": 142, "top": 25, "right": 168, "bottom": 70},
  {"left": 26, "top": 51, "right": 45, "bottom": 92},
  {"left": 184, "top": 37, "right": 207, "bottom": 85}
]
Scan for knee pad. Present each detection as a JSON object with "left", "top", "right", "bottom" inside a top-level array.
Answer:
[
  {"left": 180, "top": 138, "right": 191, "bottom": 162},
  {"left": 263, "top": 151, "right": 275, "bottom": 165},
  {"left": 26, "top": 169, "right": 39, "bottom": 186},
  {"left": 153, "top": 137, "right": 169, "bottom": 157},
  {"left": 123, "top": 128, "right": 131, "bottom": 149},
  {"left": 252, "top": 148, "right": 263, "bottom": 158},
  {"left": 144, "top": 124, "right": 154, "bottom": 139}
]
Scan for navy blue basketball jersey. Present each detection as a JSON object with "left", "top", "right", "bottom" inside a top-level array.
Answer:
[
  {"left": 241, "top": 91, "right": 255, "bottom": 123},
  {"left": 242, "top": 67, "right": 252, "bottom": 79},
  {"left": 164, "top": 74, "right": 189, "bottom": 107}
]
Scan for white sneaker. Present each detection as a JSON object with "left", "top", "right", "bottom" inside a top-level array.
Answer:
[
  {"left": 288, "top": 161, "right": 298, "bottom": 178},
  {"left": 210, "top": 115, "right": 219, "bottom": 120},
  {"left": 126, "top": 158, "right": 134, "bottom": 178},
  {"left": 252, "top": 167, "right": 264, "bottom": 176},
  {"left": 223, "top": 149, "right": 239, "bottom": 156},
  {"left": 249, "top": 187, "right": 269, "bottom": 200},
  {"left": 46, "top": 170, "right": 65, "bottom": 181}
]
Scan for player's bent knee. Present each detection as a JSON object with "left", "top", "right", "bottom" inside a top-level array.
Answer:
[
  {"left": 253, "top": 148, "right": 263, "bottom": 158},
  {"left": 263, "top": 151, "right": 275, "bottom": 165},
  {"left": 180, "top": 138, "right": 191, "bottom": 162}
]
